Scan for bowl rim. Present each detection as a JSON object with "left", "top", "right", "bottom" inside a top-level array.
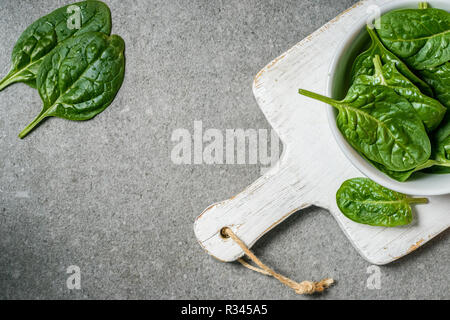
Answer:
[{"left": 326, "top": 0, "right": 450, "bottom": 196}]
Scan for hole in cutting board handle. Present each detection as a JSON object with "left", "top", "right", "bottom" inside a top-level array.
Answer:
[{"left": 220, "top": 227, "right": 230, "bottom": 239}]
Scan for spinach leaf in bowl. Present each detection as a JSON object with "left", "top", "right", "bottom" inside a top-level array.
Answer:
[
  {"left": 425, "top": 113, "right": 450, "bottom": 174},
  {"left": 0, "top": 1, "right": 111, "bottom": 91},
  {"left": 354, "top": 55, "right": 446, "bottom": 131},
  {"left": 376, "top": 5, "right": 450, "bottom": 70},
  {"left": 18, "top": 32, "right": 125, "bottom": 138},
  {"left": 363, "top": 156, "right": 434, "bottom": 182},
  {"left": 365, "top": 112, "right": 450, "bottom": 180},
  {"left": 418, "top": 62, "right": 450, "bottom": 109},
  {"left": 299, "top": 85, "right": 431, "bottom": 172},
  {"left": 350, "top": 26, "right": 433, "bottom": 98},
  {"left": 434, "top": 117, "right": 450, "bottom": 163}
]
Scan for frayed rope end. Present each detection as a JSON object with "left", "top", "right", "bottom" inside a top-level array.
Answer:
[{"left": 294, "top": 278, "right": 334, "bottom": 295}]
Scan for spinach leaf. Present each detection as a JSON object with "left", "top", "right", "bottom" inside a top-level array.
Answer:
[
  {"left": 435, "top": 120, "right": 450, "bottom": 163},
  {"left": 336, "top": 178, "right": 428, "bottom": 227},
  {"left": 354, "top": 55, "right": 446, "bottom": 131},
  {"left": 371, "top": 113, "right": 450, "bottom": 179},
  {"left": 368, "top": 156, "right": 450, "bottom": 181},
  {"left": 425, "top": 113, "right": 450, "bottom": 174},
  {"left": 418, "top": 62, "right": 450, "bottom": 109},
  {"left": 299, "top": 85, "right": 431, "bottom": 172},
  {"left": 351, "top": 26, "right": 434, "bottom": 97},
  {"left": 376, "top": 6, "right": 450, "bottom": 70},
  {"left": 0, "top": 1, "right": 111, "bottom": 91},
  {"left": 365, "top": 157, "right": 435, "bottom": 182},
  {"left": 424, "top": 161, "right": 450, "bottom": 174},
  {"left": 18, "top": 32, "right": 125, "bottom": 138},
  {"left": 419, "top": 62, "right": 450, "bottom": 173}
]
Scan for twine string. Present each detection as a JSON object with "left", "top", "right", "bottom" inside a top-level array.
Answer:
[{"left": 223, "top": 227, "right": 334, "bottom": 295}]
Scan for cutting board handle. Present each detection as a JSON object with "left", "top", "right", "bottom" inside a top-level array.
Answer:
[{"left": 194, "top": 161, "right": 310, "bottom": 262}]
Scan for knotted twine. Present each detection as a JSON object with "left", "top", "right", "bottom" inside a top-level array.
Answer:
[{"left": 222, "top": 227, "right": 334, "bottom": 295}]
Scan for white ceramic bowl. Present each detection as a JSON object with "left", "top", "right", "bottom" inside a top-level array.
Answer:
[{"left": 327, "top": 0, "right": 450, "bottom": 196}]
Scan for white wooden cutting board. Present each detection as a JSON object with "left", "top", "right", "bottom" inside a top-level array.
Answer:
[{"left": 194, "top": 0, "right": 450, "bottom": 265}]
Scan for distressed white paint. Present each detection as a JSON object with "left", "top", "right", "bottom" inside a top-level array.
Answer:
[{"left": 194, "top": 0, "right": 450, "bottom": 265}]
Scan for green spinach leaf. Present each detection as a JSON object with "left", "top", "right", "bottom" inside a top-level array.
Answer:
[
  {"left": 354, "top": 55, "right": 446, "bottom": 131},
  {"left": 435, "top": 124, "right": 450, "bottom": 163},
  {"left": 425, "top": 113, "right": 450, "bottom": 173},
  {"left": 365, "top": 157, "right": 435, "bottom": 182},
  {"left": 371, "top": 113, "right": 450, "bottom": 179},
  {"left": 351, "top": 26, "right": 433, "bottom": 97},
  {"left": 18, "top": 32, "right": 125, "bottom": 138},
  {"left": 336, "top": 178, "right": 428, "bottom": 227},
  {"left": 418, "top": 62, "right": 450, "bottom": 109},
  {"left": 419, "top": 62, "right": 450, "bottom": 174},
  {"left": 376, "top": 6, "right": 450, "bottom": 70},
  {"left": 299, "top": 85, "right": 431, "bottom": 172},
  {"left": 0, "top": 1, "right": 111, "bottom": 91}
]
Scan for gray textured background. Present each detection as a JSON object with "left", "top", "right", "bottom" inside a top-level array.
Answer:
[{"left": 0, "top": 0, "right": 448, "bottom": 300}]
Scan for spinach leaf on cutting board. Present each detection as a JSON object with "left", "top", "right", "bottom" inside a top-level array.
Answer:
[
  {"left": 0, "top": 0, "right": 111, "bottom": 91},
  {"left": 351, "top": 26, "right": 433, "bottom": 98},
  {"left": 19, "top": 32, "right": 125, "bottom": 138},
  {"left": 299, "top": 85, "right": 431, "bottom": 172},
  {"left": 336, "top": 178, "right": 428, "bottom": 227},
  {"left": 354, "top": 55, "right": 446, "bottom": 131},
  {"left": 376, "top": 5, "right": 450, "bottom": 70}
]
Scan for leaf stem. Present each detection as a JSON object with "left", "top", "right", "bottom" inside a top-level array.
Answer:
[
  {"left": 372, "top": 55, "right": 387, "bottom": 85},
  {"left": 437, "top": 162, "right": 450, "bottom": 168},
  {"left": 298, "top": 89, "right": 339, "bottom": 108},
  {"left": 0, "top": 72, "right": 16, "bottom": 91},
  {"left": 407, "top": 197, "right": 429, "bottom": 205},
  {"left": 18, "top": 111, "right": 48, "bottom": 139},
  {"left": 415, "top": 159, "right": 438, "bottom": 171},
  {"left": 373, "top": 55, "right": 382, "bottom": 72},
  {"left": 418, "top": 2, "right": 429, "bottom": 9},
  {"left": 419, "top": 159, "right": 450, "bottom": 170},
  {"left": 367, "top": 26, "right": 383, "bottom": 47}
]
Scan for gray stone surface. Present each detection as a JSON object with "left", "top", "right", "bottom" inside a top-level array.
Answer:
[{"left": 0, "top": 0, "right": 448, "bottom": 300}]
